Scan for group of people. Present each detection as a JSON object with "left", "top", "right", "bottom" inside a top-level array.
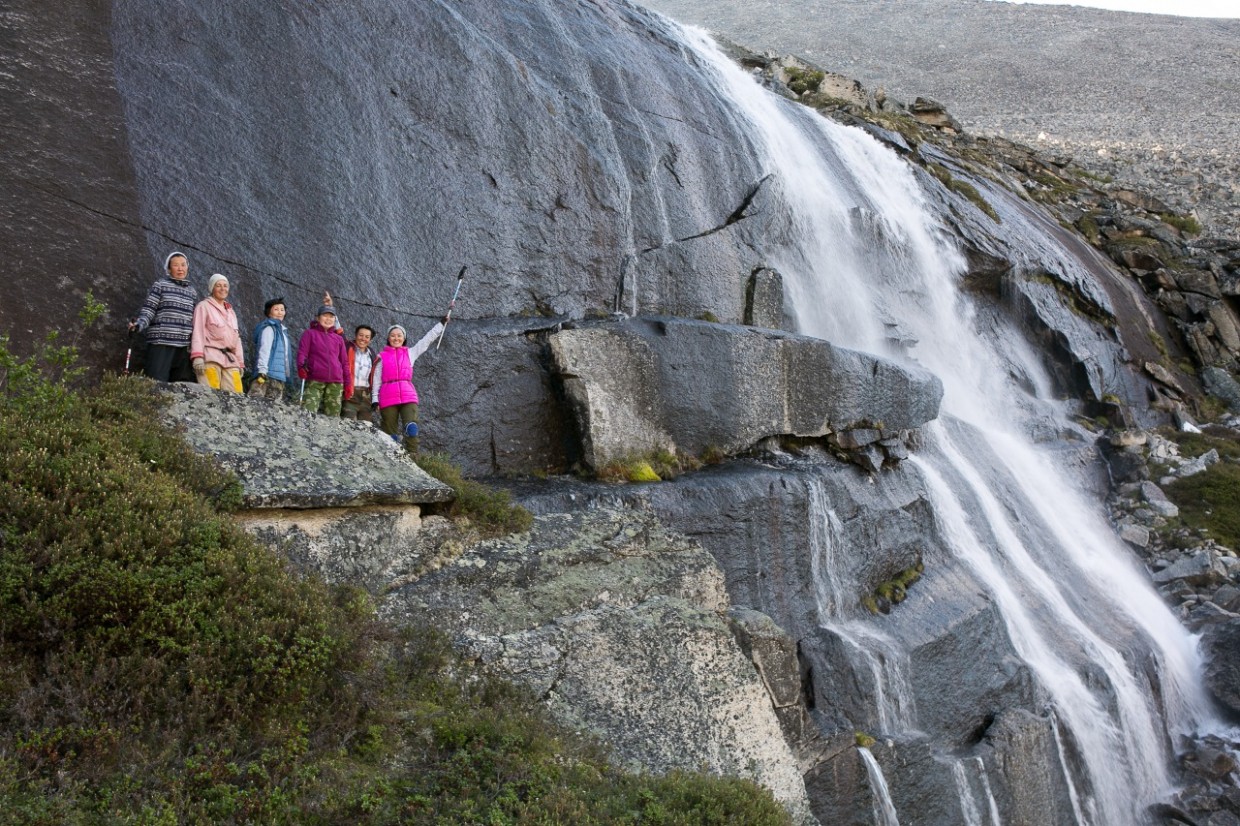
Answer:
[{"left": 130, "top": 251, "right": 444, "bottom": 450}]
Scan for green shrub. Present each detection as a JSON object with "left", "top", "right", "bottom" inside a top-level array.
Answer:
[
  {"left": 784, "top": 66, "right": 825, "bottom": 96},
  {"left": 0, "top": 334, "right": 788, "bottom": 824},
  {"left": 1163, "top": 431, "right": 1240, "bottom": 549},
  {"left": 416, "top": 452, "right": 533, "bottom": 537}
]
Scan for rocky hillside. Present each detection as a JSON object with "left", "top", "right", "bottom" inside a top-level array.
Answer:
[
  {"left": 637, "top": 0, "right": 1240, "bottom": 238},
  {"left": 5, "top": 0, "right": 1240, "bottom": 823}
]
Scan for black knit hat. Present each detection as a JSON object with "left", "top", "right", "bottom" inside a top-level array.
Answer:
[{"left": 264, "top": 297, "right": 286, "bottom": 317}]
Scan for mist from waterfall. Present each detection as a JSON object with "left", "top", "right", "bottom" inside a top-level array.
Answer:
[{"left": 674, "top": 22, "right": 1218, "bottom": 824}]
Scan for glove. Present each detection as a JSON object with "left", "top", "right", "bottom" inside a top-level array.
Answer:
[
  {"left": 298, "top": 366, "right": 309, "bottom": 380},
  {"left": 441, "top": 314, "right": 450, "bottom": 326},
  {"left": 371, "top": 402, "right": 379, "bottom": 411},
  {"left": 192, "top": 357, "right": 205, "bottom": 377},
  {"left": 344, "top": 384, "right": 354, "bottom": 401},
  {"left": 256, "top": 374, "right": 267, "bottom": 384}
]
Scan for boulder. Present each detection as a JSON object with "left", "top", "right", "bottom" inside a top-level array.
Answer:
[
  {"left": 1202, "top": 367, "right": 1240, "bottom": 413},
  {"left": 746, "top": 267, "right": 787, "bottom": 329},
  {"left": 549, "top": 317, "right": 943, "bottom": 468},
  {"left": 159, "top": 382, "right": 452, "bottom": 508},
  {"left": 1201, "top": 619, "right": 1240, "bottom": 715},
  {"left": 381, "top": 507, "right": 817, "bottom": 824}
]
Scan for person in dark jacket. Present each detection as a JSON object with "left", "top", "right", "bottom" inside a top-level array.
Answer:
[
  {"left": 128, "top": 252, "right": 198, "bottom": 382},
  {"left": 296, "top": 305, "right": 351, "bottom": 415}
]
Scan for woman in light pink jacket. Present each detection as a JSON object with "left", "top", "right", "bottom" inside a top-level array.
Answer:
[{"left": 190, "top": 274, "right": 245, "bottom": 392}]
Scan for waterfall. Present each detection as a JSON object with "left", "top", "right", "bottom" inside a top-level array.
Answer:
[
  {"left": 859, "top": 747, "right": 902, "bottom": 826},
  {"left": 808, "top": 482, "right": 918, "bottom": 734},
  {"left": 671, "top": 22, "right": 1218, "bottom": 824},
  {"left": 953, "top": 757, "right": 1003, "bottom": 826}
]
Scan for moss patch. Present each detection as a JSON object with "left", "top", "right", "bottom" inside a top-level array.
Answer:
[{"left": 927, "top": 163, "right": 1000, "bottom": 223}]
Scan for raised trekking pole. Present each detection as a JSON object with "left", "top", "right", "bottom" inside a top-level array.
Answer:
[{"left": 435, "top": 266, "right": 466, "bottom": 350}]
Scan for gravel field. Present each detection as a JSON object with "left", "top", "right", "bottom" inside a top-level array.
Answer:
[{"left": 638, "top": 0, "right": 1240, "bottom": 237}]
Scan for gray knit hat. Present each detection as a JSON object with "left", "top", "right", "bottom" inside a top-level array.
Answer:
[{"left": 386, "top": 324, "right": 407, "bottom": 342}]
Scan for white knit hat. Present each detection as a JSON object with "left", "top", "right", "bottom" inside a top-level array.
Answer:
[
  {"left": 208, "top": 273, "right": 229, "bottom": 294},
  {"left": 164, "top": 251, "right": 188, "bottom": 270},
  {"left": 387, "top": 324, "right": 407, "bottom": 342}
]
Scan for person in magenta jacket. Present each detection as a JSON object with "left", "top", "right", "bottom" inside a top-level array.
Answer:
[
  {"left": 371, "top": 318, "right": 446, "bottom": 451},
  {"left": 296, "top": 305, "right": 352, "bottom": 416}
]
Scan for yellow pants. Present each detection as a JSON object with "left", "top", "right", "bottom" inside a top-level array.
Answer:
[{"left": 198, "top": 363, "right": 242, "bottom": 393}]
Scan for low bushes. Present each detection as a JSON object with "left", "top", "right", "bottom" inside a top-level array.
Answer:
[{"left": 0, "top": 332, "right": 784, "bottom": 824}]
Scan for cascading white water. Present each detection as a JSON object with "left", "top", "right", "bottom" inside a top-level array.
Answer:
[
  {"left": 673, "top": 22, "right": 1219, "bottom": 825},
  {"left": 952, "top": 760, "right": 985, "bottom": 826},
  {"left": 808, "top": 482, "right": 917, "bottom": 734},
  {"left": 859, "top": 747, "right": 902, "bottom": 826}
]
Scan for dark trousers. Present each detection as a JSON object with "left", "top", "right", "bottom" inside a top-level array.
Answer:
[
  {"left": 341, "top": 388, "right": 374, "bottom": 421},
  {"left": 380, "top": 402, "right": 419, "bottom": 452},
  {"left": 143, "top": 344, "right": 195, "bottom": 383}
]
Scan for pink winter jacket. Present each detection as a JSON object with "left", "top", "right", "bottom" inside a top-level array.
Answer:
[
  {"left": 372, "top": 322, "right": 444, "bottom": 409},
  {"left": 190, "top": 297, "right": 244, "bottom": 369}
]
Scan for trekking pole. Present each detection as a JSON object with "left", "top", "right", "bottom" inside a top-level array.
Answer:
[
  {"left": 299, "top": 378, "right": 306, "bottom": 403},
  {"left": 123, "top": 322, "right": 135, "bottom": 375},
  {"left": 435, "top": 266, "right": 466, "bottom": 350}
]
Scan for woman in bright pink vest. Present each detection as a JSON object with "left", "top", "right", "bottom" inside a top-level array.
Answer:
[{"left": 371, "top": 318, "right": 445, "bottom": 451}]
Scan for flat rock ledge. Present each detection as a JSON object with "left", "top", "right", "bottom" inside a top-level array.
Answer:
[
  {"left": 158, "top": 382, "right": 453, "bottom": 509},
  {"left": 550, "top": 316, "right": 943, "bottom": 470}
]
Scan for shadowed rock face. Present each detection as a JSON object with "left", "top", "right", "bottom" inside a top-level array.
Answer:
[{"left": 106, "top": 0, "right": 774, "bottom": 332}]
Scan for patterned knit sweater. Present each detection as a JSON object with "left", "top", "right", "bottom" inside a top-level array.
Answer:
[{"left": 135, "top": 276, "right": 198, "bottom": 348}]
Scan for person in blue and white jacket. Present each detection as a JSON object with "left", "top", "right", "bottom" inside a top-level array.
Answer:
[
  {"left": 248, "top": 297, "right": 293, "bottom": 401},
  {"left": 128, "top": 252, "right": 198, "bottom": 382}
]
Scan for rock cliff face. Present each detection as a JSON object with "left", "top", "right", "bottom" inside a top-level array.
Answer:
[{"left": 7, "top": 0, "right": 1240, "bottom": 823}]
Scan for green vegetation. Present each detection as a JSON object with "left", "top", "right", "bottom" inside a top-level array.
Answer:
[
  {"left": 0, "top": 326, "right": 787, "bottom": 824},
  {"left": 1076, "top": 212, "right": 1102, "bottom": 245},
  {"left": 783, "top": 66, "right": 824, "bottom": 96},
  {"left": 1159, "top": 212, "right": 1202, "bottom": 236},
  {"left": 927, "top": 163, "right": 1001, "bottom": 223},
  {"left": 1027, "top": 170, "right": 1080, "bottom": 205},
  {"left": 854, "top": 732, "right": 876, "bottom": 749},
  {"left": 1162, "top": 430, "right": 1240, "bottom": 550},
  {"left": 862, "top": 561, "right": 925, "bottom": 615},
  {"left": 596, "top": 449, "right": 709, "bottom": 484},
  {"left": 696, "top": 311, "right": 721, "bottom": 323},
  {"left": 1148, "top": 329, "right": 1171, "bottom": 362},
  {"left": 416, "top": 452, "right": 534, "bottom": 538}
]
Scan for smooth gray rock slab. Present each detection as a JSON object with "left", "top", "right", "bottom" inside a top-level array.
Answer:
[
  {"left": 159, "top": 382, "right": 453, "bottom": 508},
  {"left": 550, "top": 316, "right": 943, "bottom": 467}
]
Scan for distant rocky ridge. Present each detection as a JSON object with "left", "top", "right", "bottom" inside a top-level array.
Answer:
[{"left": 637, "top": 0, "right": 1240, "bottom": 238}]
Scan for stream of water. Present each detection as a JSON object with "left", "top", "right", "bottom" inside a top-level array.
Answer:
[{"left": 675, "top": 22, "right": 1218, "bottom": 824}]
